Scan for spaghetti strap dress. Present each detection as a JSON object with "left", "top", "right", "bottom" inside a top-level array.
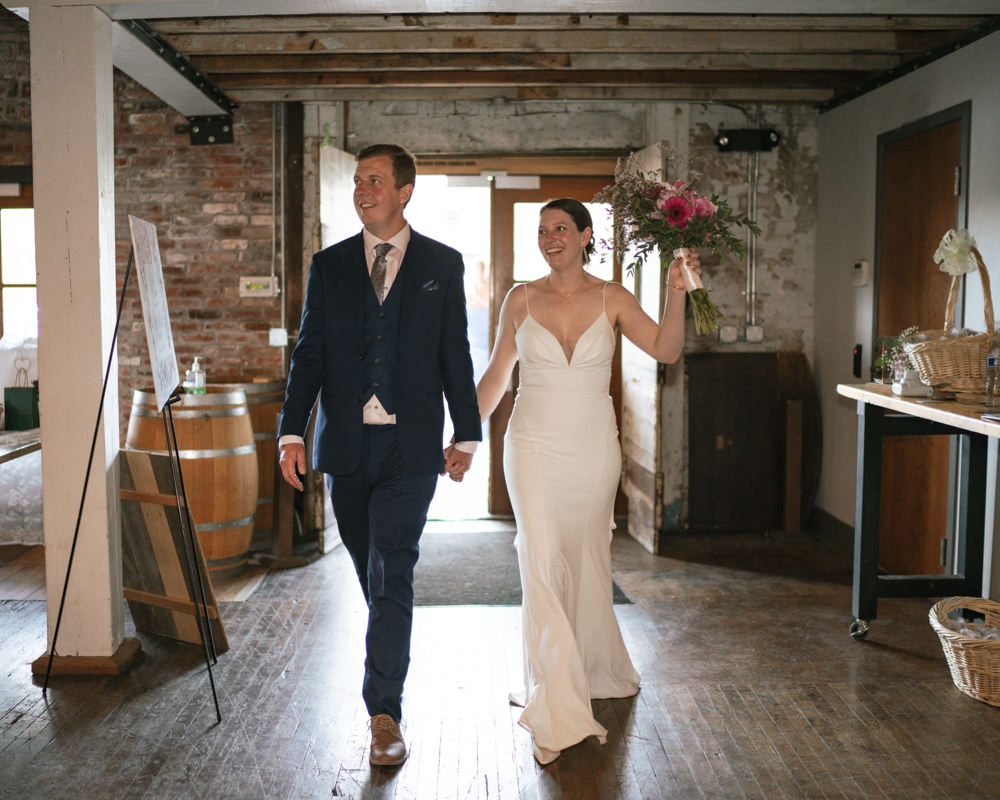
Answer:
[{"left": 504, "top": 282, "right": 640, "bottom": 760}]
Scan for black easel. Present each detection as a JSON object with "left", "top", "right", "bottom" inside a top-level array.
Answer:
[
  {"left": 42, "top": 247, "right": 222, "bottom": 723},
  {"left": 161, "top": 392, "right": 222, "bottom": 720}
]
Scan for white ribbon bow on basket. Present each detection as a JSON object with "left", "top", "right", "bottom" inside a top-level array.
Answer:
[{"left": 934, "top": 229, "right": 993, "bottom": 335}]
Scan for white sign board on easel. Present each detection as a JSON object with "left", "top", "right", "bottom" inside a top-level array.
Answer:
[{"left": 128, "top": 215, "right": 179, "bottom": 411}]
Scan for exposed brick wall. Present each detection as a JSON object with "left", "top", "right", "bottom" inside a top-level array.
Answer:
[
  {"left": 0, "top": 14, "right": 285, "bottom": 438},
  {"left": 0, "top": 9, "right": 30, "bottom": 167},
  {"left": 114, "top": 75, "right": 283, "bottom": 439}
]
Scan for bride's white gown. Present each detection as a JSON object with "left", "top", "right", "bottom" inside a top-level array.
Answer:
[{"left": 503, "top": 284, "right": 640, "bottom": 755}]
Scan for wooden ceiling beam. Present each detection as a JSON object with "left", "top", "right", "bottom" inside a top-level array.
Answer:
[
  {"left": 213, "top": 69, "right": 861, "bottom": 89},
  {"left": 159, "top": 28, "right": 956, "bottom": 56},
  {"left": 151, "top": 14, "right": 994, "bottom": 35},
  {"left": 192, "top": 51, "right": 900, "bottom": 74},
  {"left": 227, "top": 85, "right": 836, "bottom": 104}
]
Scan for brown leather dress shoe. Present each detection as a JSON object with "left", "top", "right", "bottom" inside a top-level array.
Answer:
[{"left": 368, "top": 714, "right": 407, "bottom": 766}]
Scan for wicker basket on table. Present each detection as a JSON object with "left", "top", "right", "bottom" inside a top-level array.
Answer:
[
  {"left": 929, "top": 596, "right": 1000, "bottom": 707},
  {"left": 903, "top": 245, "right": 995, "bottom": 403}
]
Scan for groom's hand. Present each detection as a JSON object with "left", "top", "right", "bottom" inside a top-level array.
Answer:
[
  {"left": 442, "top": 446, "right": 473, "bottom": 482},
  {"left": 279, "top": 442, "right": 307, "bottom": 491}
]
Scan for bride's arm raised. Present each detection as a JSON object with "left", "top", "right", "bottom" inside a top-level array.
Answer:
[
  {"left": 610, "top": 250, "right": 700, "bottom": 364},
  {"left": 475, "top": 286, "right": 524, "bottom": 422}
]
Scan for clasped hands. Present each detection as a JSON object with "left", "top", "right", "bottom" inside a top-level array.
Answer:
[
  {"left": 280, "top": 440, "right": 474, "bottom": 487},
  {"left": 442, "top": 444, "right": 473, "bottom": 482}
]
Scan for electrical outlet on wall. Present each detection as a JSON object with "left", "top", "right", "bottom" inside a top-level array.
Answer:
[
  {"left": 718, "top": 325, "right": 738, "bottom": 343},
  {"left": 852, "top": 259, "right": 871, "bottom": 287},
  {"left": 239, "top": 275, "right": 280, "bottom": 298}
]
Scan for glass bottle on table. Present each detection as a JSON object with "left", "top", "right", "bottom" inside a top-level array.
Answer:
[{"left": 985, "top": 337, "right": 1000, "bottom": 409}]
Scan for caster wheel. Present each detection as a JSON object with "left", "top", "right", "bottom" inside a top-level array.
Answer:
[{"left": 849, "top": 619, "right": 870, "bottom": 639}]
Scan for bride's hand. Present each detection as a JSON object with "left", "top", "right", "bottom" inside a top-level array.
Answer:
[
  {"left": 443, "top": 445, "right": 473, "bottom": 482},
  {"left": 668, "top": 248, "right": 701, "bottom": 292}
]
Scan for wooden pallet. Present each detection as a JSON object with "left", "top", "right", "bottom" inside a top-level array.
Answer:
[{"left": 119, "top": 450, "right": 228, "bottom": 653}]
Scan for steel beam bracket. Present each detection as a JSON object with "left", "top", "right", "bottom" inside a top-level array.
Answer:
[{"left": 188, "top": 116, "right": 234, "bottom": 146}]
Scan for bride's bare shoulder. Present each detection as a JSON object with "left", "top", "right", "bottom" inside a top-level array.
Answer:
[
  {"left": 501, "top": 282, "right": 529, "bottom": 315},
  {"left": 603, "top": 280, "right": 636, "bottom": 303}
]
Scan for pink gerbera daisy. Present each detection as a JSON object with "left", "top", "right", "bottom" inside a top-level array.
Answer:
[{"left": 660, "top": 194, "right": 694, "bottom": 228}]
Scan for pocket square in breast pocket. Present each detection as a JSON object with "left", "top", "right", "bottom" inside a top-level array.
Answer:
[{"left": 421, "top": 279, "right": 440, "bottom": 292}]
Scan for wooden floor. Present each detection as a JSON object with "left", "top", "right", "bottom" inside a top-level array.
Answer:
[
  {"left": 2, "top": 526, "right": 1000, "bottom": 799},
  {"left": 0, "top": 544, "right": 270, "bottom": 603}
]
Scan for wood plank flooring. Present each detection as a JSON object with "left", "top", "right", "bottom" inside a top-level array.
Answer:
[
  {"left": 3, "top": 527, "right": 1000, "bottom": 799},
  {"left": 0, "top": 545, "right": 268, "bottom": 603}
]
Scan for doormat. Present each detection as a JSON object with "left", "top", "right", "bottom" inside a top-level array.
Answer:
[{"left": 414, "top": 531, "right": 631, "bottom": 606}]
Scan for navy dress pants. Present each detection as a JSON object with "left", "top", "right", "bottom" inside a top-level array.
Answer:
[{"left": 327, "top": 425, "right": 437, "bottom": 722}]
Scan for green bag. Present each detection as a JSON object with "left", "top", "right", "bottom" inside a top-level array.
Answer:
[{"left": 4, "top": 364, "right": 39, "bottom": 430}]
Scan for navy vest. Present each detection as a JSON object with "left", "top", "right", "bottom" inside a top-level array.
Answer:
[{"left": 362, "top": 273, "right": 403, "bottom": 414}]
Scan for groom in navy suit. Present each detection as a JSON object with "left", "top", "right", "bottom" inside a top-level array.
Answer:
[{"left": 278, "top": 143, "right": 481, "bottom": 766}]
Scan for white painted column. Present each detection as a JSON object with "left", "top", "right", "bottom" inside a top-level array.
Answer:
[{"left": 30, "top": 6, "right": 125, "bottom": 660}]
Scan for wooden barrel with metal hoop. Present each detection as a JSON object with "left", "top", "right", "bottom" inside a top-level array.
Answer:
[
  {"left": 208, "top": 378, "right": 285, "bottom": 554},
  {"left": 125, "top": 389, "right": 258, "bottom": 580}
]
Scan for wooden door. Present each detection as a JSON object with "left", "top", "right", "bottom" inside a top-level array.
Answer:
[
  {"left": 617, "top": 144, "right": 667, "bottom": 551},
  {"left": 488, "top": 176, "right": 617, "bottom": 514},
  {"left": 875, "top": 111, "right": 965, "bottom": 575}
]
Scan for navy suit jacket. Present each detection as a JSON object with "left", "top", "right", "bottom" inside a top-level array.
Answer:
[{"left": 278, "top": 228, "right": 482, "bottom": 476}]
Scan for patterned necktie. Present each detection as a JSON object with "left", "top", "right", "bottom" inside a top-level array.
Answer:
[{"left": 370, "top": 242, "right": 393, "bottom": 304}]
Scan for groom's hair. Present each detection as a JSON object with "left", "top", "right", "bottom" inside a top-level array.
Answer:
[
  {"left": 541, "top": 198, "right": 596, "bottom": 264},
  {"left": 356, "top": 143, "right": 417, "bottom": 190}
]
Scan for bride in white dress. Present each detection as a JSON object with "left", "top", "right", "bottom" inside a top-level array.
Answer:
[{"left": 466, "top": 198, "right": 699, "bottom": 765}]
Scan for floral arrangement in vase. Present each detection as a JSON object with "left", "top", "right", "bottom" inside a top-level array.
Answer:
[
  {"left": 594, "top": 146, "right": 760, "bottom": 336},
  {"left": 875, "top": 325, "right": 919, "bottom": 382}
]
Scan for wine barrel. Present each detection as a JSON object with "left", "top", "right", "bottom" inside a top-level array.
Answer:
[
  {"left": 125, "top": 390, "right": 258, "bottom": 579},
  {"left": 208, "top": 379, "right": 285, "bottom": 553}
]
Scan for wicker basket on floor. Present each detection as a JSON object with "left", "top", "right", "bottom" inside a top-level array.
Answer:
[
  {"left": 904, "top": 245, "right": 995, "bottom": 399},
  {"left": 929, "top": 596, "right": 1000, "bottom": 707}
]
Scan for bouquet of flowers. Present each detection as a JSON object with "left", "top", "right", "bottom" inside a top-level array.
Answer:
[
  {"left": 875, "top": 325, "right": 919, "bottom": 382},
  {"left": 595, "top": 148, "right": 761, "bottom": 335}
]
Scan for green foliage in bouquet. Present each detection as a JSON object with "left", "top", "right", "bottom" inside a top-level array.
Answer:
[
  {"left": 594, "top": 147, "right": 760, "bottom": 336},
  {"left": 594, "top": 147, "right": 761, "bottom": 276}
]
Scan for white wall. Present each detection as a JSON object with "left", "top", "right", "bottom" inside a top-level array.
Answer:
[{"left": 816, "top": 30, "right": 1000, "bottom": 592}]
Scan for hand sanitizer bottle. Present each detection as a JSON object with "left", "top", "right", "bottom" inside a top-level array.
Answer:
[{"left": 186, "top": 357, "right": 206, "bottom": 395}]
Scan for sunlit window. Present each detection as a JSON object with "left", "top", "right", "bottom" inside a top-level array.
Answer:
[{"left": 0, "top": 207, "right": 37, "bottom": 341}]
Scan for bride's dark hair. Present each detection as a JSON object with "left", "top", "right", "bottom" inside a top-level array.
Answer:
[{"left": 540, "top": 198, "right": 596, "bottom": 264}]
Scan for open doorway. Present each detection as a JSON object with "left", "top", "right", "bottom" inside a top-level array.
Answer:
[
  {"left": 375, "top": 171, "right": 617, "bottom": 522},
  {"left": 489, "top": 176, "right": 618, "bottom": 515},
  {"left": 406, "top": 175, "right": 492, "bottom": 520}
]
